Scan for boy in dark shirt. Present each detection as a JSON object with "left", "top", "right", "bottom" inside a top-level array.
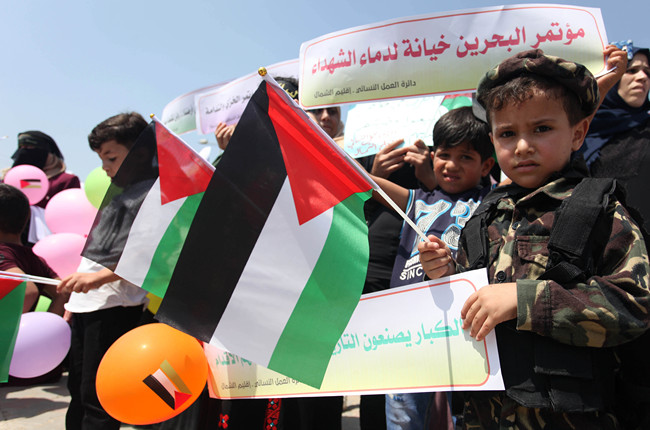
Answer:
[{"left": 0, "top": 183, "right": 65, "bottom": 313}]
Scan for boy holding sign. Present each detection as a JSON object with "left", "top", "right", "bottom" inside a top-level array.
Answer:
[{"left": 419, "top": 48, "right": 650, "bottom": 427}]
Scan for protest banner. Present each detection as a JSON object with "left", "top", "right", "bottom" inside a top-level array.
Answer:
[
  {"left": 205, "top": 269, "right": 503, "bottom": 399},
  {"left": 299, "top": 4, "right": 607, "bottom": 108},
  {"left": 195, "top": 59, "right": 298, "bottom": 135},
  {"left": 161, "top": 82, "right": 226, "bottom": 135},
  {"left": 343, "top": 93, "right": 472, "bottom": 158}
]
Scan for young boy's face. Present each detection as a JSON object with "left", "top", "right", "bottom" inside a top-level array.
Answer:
[
  {"left": 432, "top": 143, "right": 493, "bottom": 194},
  {"left": 95, "top": 139, "right": 130, "bottom": 179},
  {"left": 489, "top": 91, "right": 588, "bottom": 189}
]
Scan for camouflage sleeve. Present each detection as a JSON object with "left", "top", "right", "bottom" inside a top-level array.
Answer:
[{"left": 517, "top": 200, "right": 650, "bottom": 347}]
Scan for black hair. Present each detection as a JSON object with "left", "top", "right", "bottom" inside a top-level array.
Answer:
[
  {"left": 433, "top": 106, "right": 493, "bottom": 161},
  {"left": 88, "top": 112, "right": 148, "bottom": 151},
  {"left": 480, "top": 75, "right": 585, "bottom": 126},
  {"left": 0, "top": 183, "right": 30, "bottom": 235}
]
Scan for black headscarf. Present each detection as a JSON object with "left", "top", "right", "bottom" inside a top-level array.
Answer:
[
  {"left": 11, "top": 130, "right": 64, "bottom": 169},
  {"left": 581, "top": 46, "right": 650, "bottom": 166}
]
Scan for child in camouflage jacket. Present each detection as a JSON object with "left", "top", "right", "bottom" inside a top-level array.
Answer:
[{"left": 419, "top": 48, "right": 650, "bottom": 429}]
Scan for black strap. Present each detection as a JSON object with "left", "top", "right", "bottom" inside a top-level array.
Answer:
[
  {"left": 540, "top": 178, "right": 616, "bottom": 283},
  {"left": 464, "top": 178, "right": 618, "bottom": 281},
  {"left": 463, "top": 186, "right": 511, "bottom": 269}
]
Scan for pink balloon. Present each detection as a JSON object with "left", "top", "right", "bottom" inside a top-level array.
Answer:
[
  {"left": 32, "top": 233, "right": 86, "bottom": 278},
  {"left": 3, "top": 165, "right": 49, "bottom": 205},
  {"left": 45, "top": 188, "right": 97, "bottom": 236},
  {"left": 9, "top": 312, "right": 71, "bottom": 378}
]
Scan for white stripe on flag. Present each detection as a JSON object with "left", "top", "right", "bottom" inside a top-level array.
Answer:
[
  {"left": 210, "top": 178, "right": 333, "bottom": 365},
  {"left": 115, "top": 179, "right": 185, "bottom": 286}
]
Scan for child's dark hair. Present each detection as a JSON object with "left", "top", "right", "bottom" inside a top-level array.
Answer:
[
  {"left": 0, "top": 183, "right": 30, "bottom": 235},
  {"left": 479, "top": 74, "right": 585, "bottom": 126},
  {"left": 88, "top": 112, "right": 148, "bottom": 151},
  {"left": 433, "top": 106, "right": 492, "bottom": 161}
]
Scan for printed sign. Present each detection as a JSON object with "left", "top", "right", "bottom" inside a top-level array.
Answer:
[
  {"left": 195, "top": 59, "right": 299, "bottom": 134},
  {"left": 205, "top": 269, "right": 503, "bottom": 399},
  {"left": 299, "top": 4, "right": 607, "bottom": 107},
  {"left": 161, "top": 82, "right": 226, "bottom": 135}
]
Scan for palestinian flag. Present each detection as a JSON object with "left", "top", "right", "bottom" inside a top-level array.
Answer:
[
  {"left": 0, "top": 279, "right": 26, "bottom": 382},
  {"left": 439, "top": 93, "right": 473, "bottom": 112},
  {"left": 156, "top": 77, "right": 373, "bottom": 388},
  {"left": 20, "top": 179, "right": 45, "bottom": 189},
  {"left": 82, "top": 119, "right": 214, "bottom": 298},
  {"left": 143, "top": 360, "right": 192, "bottom": 410}
]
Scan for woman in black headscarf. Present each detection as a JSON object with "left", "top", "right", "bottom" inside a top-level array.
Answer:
[
  {"left": 583, "top": 44, "right": 650, "bottom": 231},
  {"left": 12, "top": 130, "right": 81, "bottom": 208}
]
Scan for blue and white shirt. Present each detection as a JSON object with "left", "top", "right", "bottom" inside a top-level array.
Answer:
[{"left": 390, "top": 184, "right": 491, "bottom": 288}]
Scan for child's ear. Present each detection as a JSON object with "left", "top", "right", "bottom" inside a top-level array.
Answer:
[
  {"left": 481, "top": 157, "right": 495, "bottom": 177},
  {"left": 571, "top": 118, "right": 590, "bottom": 151}
]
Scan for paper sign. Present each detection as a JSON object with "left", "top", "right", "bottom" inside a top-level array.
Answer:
[
  {"left": 205, "top": 269, "right": 503, "bottom": 399},
  {"left": 299, "top": 4, "right": 607, "bottom": 108},
  {"left": 343, "top": 94, "right": 473, "bottom": 158},
  {"left": 195, "top": 59, "right": 299, "bottom": 135},
  {"left": 161, "top": 82, "right": 226, "bottom": 135}
]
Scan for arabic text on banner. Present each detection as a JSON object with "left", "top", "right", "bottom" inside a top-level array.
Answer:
[
  {"left": 161, "top": 82, "right": 226, "bottom": 135},
  {"left": 205, "top": 269, "right": 503, "bottom": 399},
  {"left": 299, "top": 4, "right": 607, "bottom": 107},
  {"left": 195, "top": 59, "right": 299, "bottom": 135}
]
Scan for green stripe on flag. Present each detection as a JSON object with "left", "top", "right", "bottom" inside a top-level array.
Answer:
[
  {"left": 269, "top": 190, "right": 371, "bottom": 388},
  {"left": 141, "top": 192, "right": 204, "bottom": 298},
  {"left": 1, "top": 282, "right": 26, "bottom": 382}
]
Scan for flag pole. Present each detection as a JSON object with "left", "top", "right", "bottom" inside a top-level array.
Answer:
[
  {"left": 257, "top": 67, "right": 430, "bottom": 243},
  {"left": 0, "top": 271, "right": 59, "bottom": 286}
]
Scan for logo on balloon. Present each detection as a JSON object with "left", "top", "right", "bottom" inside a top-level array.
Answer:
[
  {"left": 143, "top": 360, "right": 193, "bottom": 410},
  {"left": 19, "top": 179, "right": 44, "bottom": 189},
  {"left": 3, "top": 165, "right": 49, "bottom": 205}
]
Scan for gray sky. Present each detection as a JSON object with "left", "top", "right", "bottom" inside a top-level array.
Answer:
[{"left": 2, "top": 0, "right": 648, "bottom": 181}]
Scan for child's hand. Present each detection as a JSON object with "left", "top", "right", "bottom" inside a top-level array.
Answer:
[
  {"left": 215, "top": 122, "right": 236, "bottom": 150},
  {"left": 418, "top": 235, "right": 455, "bottom": 279},
  {"left": 461, "top": 282, "right": 517, "bottom": 341},
  {"left": 371, "top": 139, "right": 408, "bottom": 178},
  {"left": 405, "top": 139, "right": 437, "bottom": 190},
  {"left": 57, "top": 268, "right": 120, "bottom": 294},
  {"left": 597, "top": 45, "right": 628, "bottom": 100},
  {"left": 57, "top": 272, "right": 105, "bottom": 294}
]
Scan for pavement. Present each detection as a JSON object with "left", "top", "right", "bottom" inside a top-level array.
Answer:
[{"left": 0, "top": 372, "right": 361, "bottom": 429}]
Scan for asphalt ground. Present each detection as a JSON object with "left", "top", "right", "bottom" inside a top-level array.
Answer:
[{"left": 0, "top": 372, "right": 361, "bottom": 429}]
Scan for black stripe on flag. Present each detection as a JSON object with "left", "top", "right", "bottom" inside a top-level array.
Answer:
[
  {"left": 82, "top": 123, "right": 159, "bottom": 269},
  {"left": 143, "top": 374, "right": 175, "bottom": 410},
  {"left": 156, "top": 83, "right": 288, "bottom": 342}
]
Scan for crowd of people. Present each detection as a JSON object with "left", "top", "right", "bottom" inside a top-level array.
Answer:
[{"left": 1, "top": 41, "right": 650, "bottom": 430}]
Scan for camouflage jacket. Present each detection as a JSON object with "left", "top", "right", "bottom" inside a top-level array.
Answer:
[
  {"left": 455, "top": 173, "right": 650, "bottom": 420},
  {"left": 457, "top": 175, "right": 650, "bottom": 349}
]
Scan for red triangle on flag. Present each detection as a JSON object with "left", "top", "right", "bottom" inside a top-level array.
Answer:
[
  {"left": 0, "top": 278, "right": 23, "bottom": 301},
  {"left": 266, "top": 83, "right": 371, "bottom": 225},
  {"left": 174, "top": 390, "right": 192, "bottom": 409},
  {"left": 155, "top": 122, "right": 214, "bottom": 205}
]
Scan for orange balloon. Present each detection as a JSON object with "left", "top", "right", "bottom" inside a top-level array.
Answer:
[{"left": 96, "top": 323, "right": 208, "bottom": 425}]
